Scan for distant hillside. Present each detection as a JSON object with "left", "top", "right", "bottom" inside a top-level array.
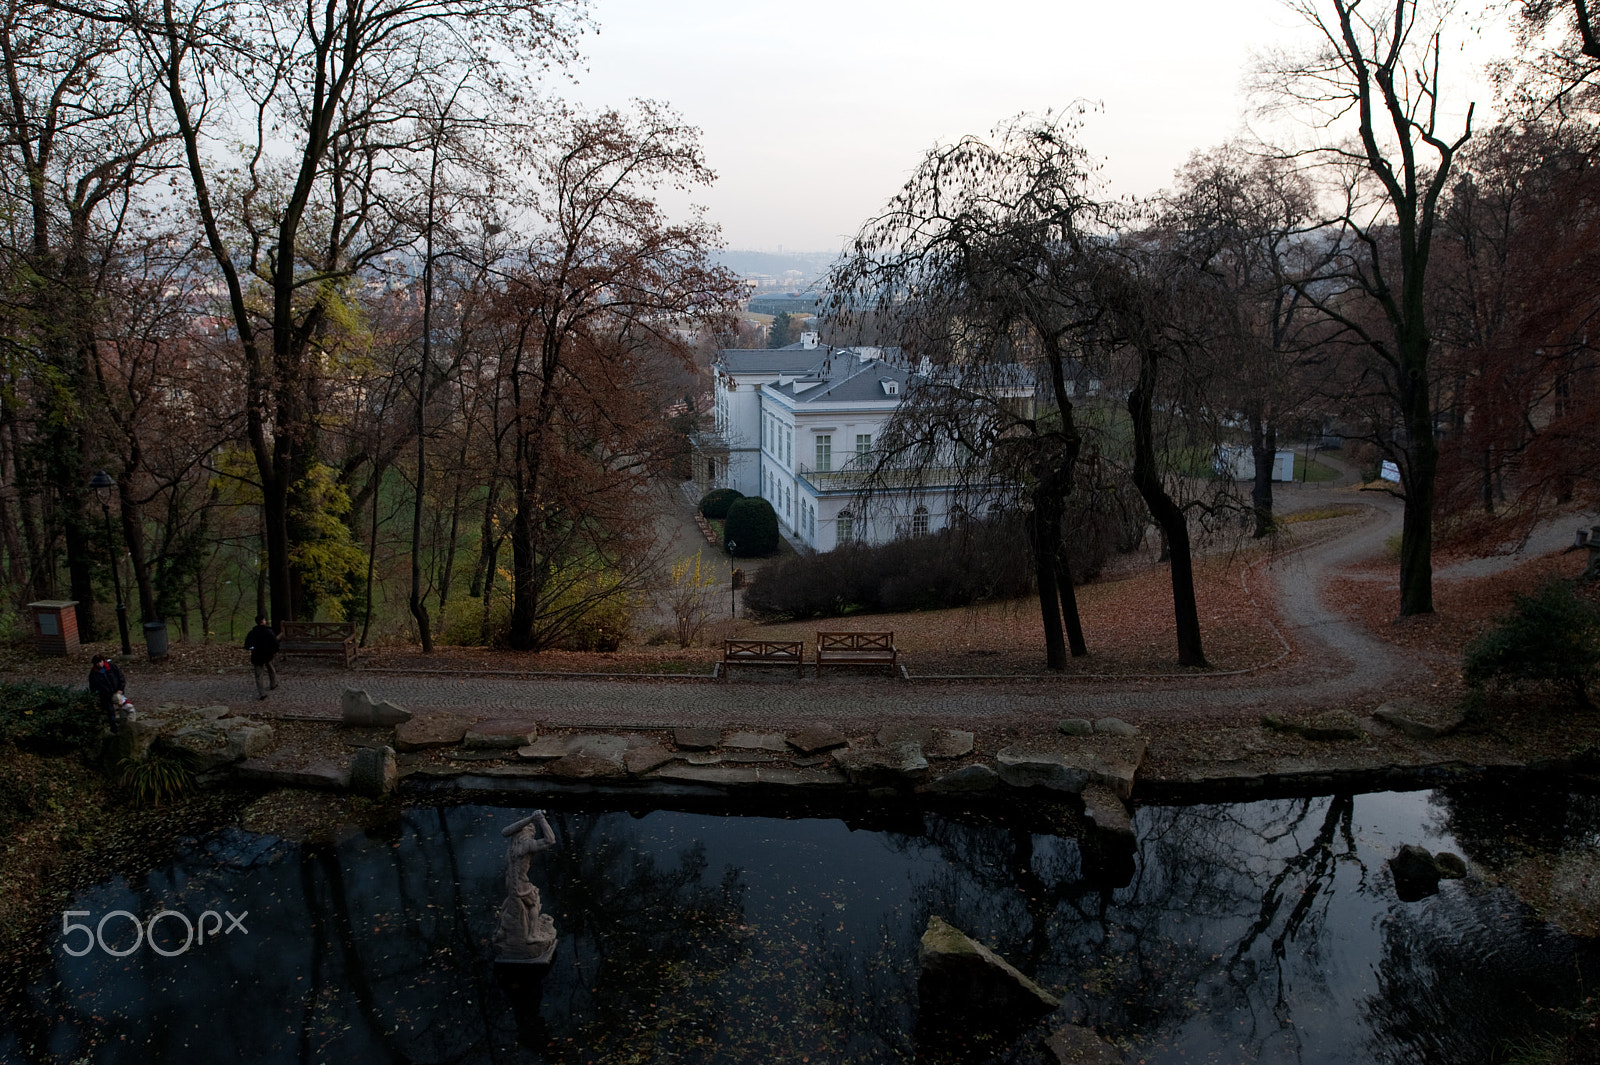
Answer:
[{"left": 714, "top": 250, "right": 838, "bottom": 288}]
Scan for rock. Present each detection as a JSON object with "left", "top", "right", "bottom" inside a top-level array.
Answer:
[
  {"left": 463, "top": 720, "right": 537, "bottom": 749},
  {"left": 103, "top": 717, "right": 161, "bottom": 764},
  {"left": 349, "top": 745, "right": 398, "bottom": 797},
  {"left": 833, "top": 741, "right": 928, "bottom": 787},
  {"left": 917, "top": 915, "right": 1059, "bottom": 1023},
  {"left": 1435, "top": 851, "right": 1468, "bottom": 879},
  {"left": 236, "top": 757, "right": 350, "bottom": 790},
  {"left": 924, "top": 729, "right": 975, "bottom": 759},
  {"left": 341, "top": 688, "right": 412, "bottom": 727},
  {"left": 623, "top": 745, "right": 676, "bottom": 775},
  {"left": 877, "top": 724, "right": 932, "bottom": 747},
  {"left": 1081, "top": 784, "right": 1134, "bottom": 844},
  {"left": 1373, "top": 700, "right": 1463, "bottom": 740},
  {"left": 1058, "top": 718, "right": 1094, "bottom": 737},
  {"left": 673, "top": 727, "right": 722, "bottom": 750},
  {"left": 787, "top": 725, "right": 848, "bottom": 754},
  {"left": 394, "top": 711, "right": 475, "bottom": 751},
  {"left": 545, "top": 736, "right": 628, "bottom": 779},
  {"left": 194, "top": 705, "right": 232, "bottom": 721},
  {"left": 1262, "top": 711, "right": 1365, "bottom": 741},
  {"left": 926, "top": 764, "right": 1000, "bottom": 794},
  {"left": 516, "top": 737, "right": 568, "bottom": 761},
  {"left": 566, "top": 735, "right": 630, "bottom": 761},
  {"left": 652, "top": 764, "right": 761, "bottom": 787},
  {"left": 1390, "top": 844, "right": 1444, "bottom": 901},
  {"left": 157, "top": 720, "right": 274, "bottom": 772},
  {"left": 755, "top": 766, "right": 850, "bottom": 789},
  {"left": 1086, "top": 737, "right": 1148, "bottom": 801},
  {"left": 1044, "top": 1024, "right": 1126, "bottom": 1064},
  {"left": 685, "top": 751, "right": 723, "bottom": 765},
  {"left": 996, "top": 743, "right": 1090, "bottom": 794},
  {"left": 1094, "top": 718, "right": 1139, "bottom": 737},
  {"left": 723, "top": 731, "right": 788, "bottom": 752}
]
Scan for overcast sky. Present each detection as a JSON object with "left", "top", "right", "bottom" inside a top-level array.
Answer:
[{"left": 562, "top": 0, "right": 1503, "bottom": 254}]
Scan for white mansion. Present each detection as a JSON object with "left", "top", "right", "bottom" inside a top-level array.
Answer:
[{"left": 695, "top": 333, "right": 1031, "bottom": 552}]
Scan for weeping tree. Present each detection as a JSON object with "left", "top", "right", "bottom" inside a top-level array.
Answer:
[{"left": 829, "top": 111, "right": 1111, "bottom": 669}]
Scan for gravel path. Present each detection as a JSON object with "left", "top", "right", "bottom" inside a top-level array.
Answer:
[{"left": 137, "top": 489, "right": 1445, "bottom": 731}]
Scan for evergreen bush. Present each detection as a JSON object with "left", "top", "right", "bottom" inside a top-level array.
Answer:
[
  {"left": 1462, "top": 580, "right": 1600, "bottom": 709},
  {"left": 699, "top": 488, "right": 744, "bottom": 520},
  {"left": 724, "top": 497, "right": 780, "bottom": 556},
  {"left": 0, "top": 682, "right": 101, "bottom": 751}
]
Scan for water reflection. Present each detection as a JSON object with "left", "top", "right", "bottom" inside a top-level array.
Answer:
[{"left": 1, "top": 788, "right": 1594, "bottom": 1064}]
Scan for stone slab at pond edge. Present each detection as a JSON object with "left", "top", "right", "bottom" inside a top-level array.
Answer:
[
  {"left": 341, "top": 688, "right": 412, "bottom": 727},
  {"left": 394, "top": 711, "right": 476, "bottom": 751},
  {"left": 917, "top": 915, "right": 1059, "bottom": 1023}
]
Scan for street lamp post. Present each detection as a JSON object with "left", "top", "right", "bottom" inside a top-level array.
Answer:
[
  {"left": 88, "top": 470, "right": 132, "bottom": 656},
  {"left": 725, "top": 540, "right": 737, "bottom": 618}
]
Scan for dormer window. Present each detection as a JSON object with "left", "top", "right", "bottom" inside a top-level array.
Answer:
[{"left": 881, "top": 379, "right": 899, "bottom": 396}]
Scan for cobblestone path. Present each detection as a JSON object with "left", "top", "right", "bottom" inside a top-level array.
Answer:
[{"left": 136, "top": 492, "right": 1437, "bottom": 730}]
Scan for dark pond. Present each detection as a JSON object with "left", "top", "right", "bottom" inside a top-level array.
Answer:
[{"left": 2, "top": 784, "right": 1596, "bottom": 1064}]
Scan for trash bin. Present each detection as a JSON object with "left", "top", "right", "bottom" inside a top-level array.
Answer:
[{"left": 143, "top": 620, "right": 169, "bottom": 661}]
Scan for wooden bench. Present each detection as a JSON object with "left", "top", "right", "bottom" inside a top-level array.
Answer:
[
  {"left": 721, "top": 639, "right": 805, "bottom": 678},
  {"left": 815, "top": 631, "right": 898, "bottom": 677},
  {"left": 278, "top": 621, "right": 359, "bottom": 667}
]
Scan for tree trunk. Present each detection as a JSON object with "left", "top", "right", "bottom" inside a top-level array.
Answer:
[
  {"left": 1055, "top": 550, "right": 1087, "bottom": 657},
  {"left": 1028, "top": 494, "right": 1069, "bottom": 670},
  {"left": 1128, "top": 356, "right": 1208, "bottom": 668},
  {"left": 1250, "top": 413, "right": 1276, "bottom": 539}
]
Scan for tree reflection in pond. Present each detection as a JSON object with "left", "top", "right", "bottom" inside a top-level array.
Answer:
[{"left": 3, "top": 792, "right": 1595, "bottom": 1064}]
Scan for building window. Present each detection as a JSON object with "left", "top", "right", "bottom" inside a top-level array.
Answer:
[
  {"left": 815, "top": 434, "right": 831, "bottom": 472},
  {"left": 837, "top": 510, "right": 853, "bottom": 545},
  {"left": 785, "top": 428, "right": 793, "bottom": 466},
  {"left": 856, "top": 434, "right": 872, "bottom": 462},
  {"left": 912, "top": 506, "right": 929, "bottom": 536}
]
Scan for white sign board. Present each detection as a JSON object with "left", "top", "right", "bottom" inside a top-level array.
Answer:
[{"left": 1381, "top": 460, "right": 1401, "bottom": 483}]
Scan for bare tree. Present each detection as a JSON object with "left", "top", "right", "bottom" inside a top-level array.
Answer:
[
  {"left": 492, "top": 104, "right": 740, "bottom": 651},
  {"left": 119, "top": 0, "right": 586, "bottom": 624},
  {"left": 1257, "top": 0, "right": 1474, "bottom": 615}
]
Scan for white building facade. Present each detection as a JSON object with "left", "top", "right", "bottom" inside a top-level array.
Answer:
[{"left": 699, "top": 335, "right": 1023, "bottom": 551}]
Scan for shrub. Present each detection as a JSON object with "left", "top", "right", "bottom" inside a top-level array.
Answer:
[
  {"left": 699, "top": 488, "right": 744, "bottom": 520},
  {"left": 0, "top": 682, "right": 101, "bottom": 751},
  {"left": 118, "top": 751, "right": 196, "bottom": 807},
  {"left": 659, "top": 551, "right": 720, "bottom": 648},
  {"left": 724, "top": 497, "right": 780, "bottom": 557},
  {"left": 743, "top": 516, "right": 1036, "bottom": 619},
  {"left": 1462, "top": 580, "right": 1600, "bottom": 709}
]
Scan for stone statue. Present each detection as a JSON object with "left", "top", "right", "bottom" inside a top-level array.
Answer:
[{"left": 492, "top": 810, "right": 558, "bottom": 964}]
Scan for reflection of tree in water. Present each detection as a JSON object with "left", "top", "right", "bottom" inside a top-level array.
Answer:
[
  {"left": 1360, "top": 879, "right": 1599, "bottom": 1064},
  {"left": 891, "top": 797, "right": 1368, "bottom": 1060},
  {"left": 1431, "top": 781, "right": 1600, "bottom": 871},
  {"left": 535, "top": 810, "right": 750, "bottom": 1063},
  {"left": 1355, "top": 782, "right": 1600, "bottom": 1063}
]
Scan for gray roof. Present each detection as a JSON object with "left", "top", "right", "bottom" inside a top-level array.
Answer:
[
  {"left": 717, "top": 347, "right": 831, "bottom": 375},
  {"left": 767, "top": 356, "right": 917, "bottom": 406}
]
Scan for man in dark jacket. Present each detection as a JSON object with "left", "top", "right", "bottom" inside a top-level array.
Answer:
[
  {"left": 245, "top": 615, "right": 279, "bottom": 700},
  {"left": 88, "top": 654, "right": 126, "bottom": 730}
]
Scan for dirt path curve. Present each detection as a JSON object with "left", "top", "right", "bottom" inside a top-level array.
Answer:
[{"left": 135, "top": 491, "right": 1430, "bottom": 731}]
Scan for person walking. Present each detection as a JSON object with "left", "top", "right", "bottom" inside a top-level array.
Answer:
[
  {"left": 87, "top": 654, "right": 126, "bottom": 731},
  {"left": 245, "top": 615, "right": 280, "bottom": 700}
]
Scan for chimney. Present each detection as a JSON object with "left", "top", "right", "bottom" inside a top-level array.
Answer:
[{"left": 801, "top": 331, "right": 819, "bottom": 349}]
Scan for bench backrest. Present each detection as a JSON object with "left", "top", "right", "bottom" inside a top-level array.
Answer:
[
  {"left": 817, "top": 631, "right": 894, "bottom": 652},
  {"left": 725, "top": 639, "right": 803, "bottom": 657},
  {"left": 280, "top": 621, "right": 355, "bottom": 639}
]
